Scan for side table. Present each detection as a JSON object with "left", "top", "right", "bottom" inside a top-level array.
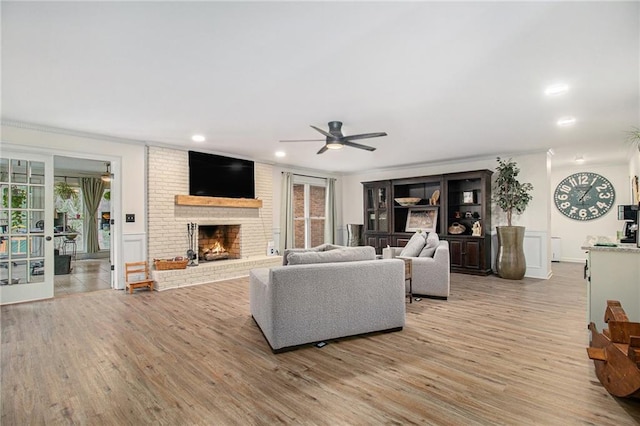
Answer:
[{"left": 402, "top": 258, "right": 412, "bottom": 303}]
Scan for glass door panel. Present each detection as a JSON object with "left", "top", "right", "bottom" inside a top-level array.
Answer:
[
  {"left": 377, "top": 188, "right": 387, "bottom": 208},
  {"left": 0, "top": 153, "right": 53, "bottom": 304},
  {"left": 367, "top": 188, "right": 374, "bottom": 208},
  {"left": 378, "top": 211, "right": 388, "bottom": 232}
]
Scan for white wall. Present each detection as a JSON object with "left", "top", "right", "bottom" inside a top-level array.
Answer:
[
  {"left": 551, "top": 163, "right": 631, "bottom": 262},
  {"left": 7, "top": 121, "right": 634, "bottom": 281}
]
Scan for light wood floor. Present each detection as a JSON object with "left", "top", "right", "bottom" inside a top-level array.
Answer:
[{"left": 2, "top": 262, "right": 640, "bottom": 425}]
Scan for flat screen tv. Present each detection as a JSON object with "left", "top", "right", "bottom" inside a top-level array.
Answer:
[{"left": 189, "top": 151, "right": 255, "bottom": 199}]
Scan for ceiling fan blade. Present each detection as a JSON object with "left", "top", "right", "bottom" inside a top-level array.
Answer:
[
  {"left": 342, "top": 132, "right": 387, "bottom": 142},
  {"left": 279, "top": 139, "right": 324, "bottom": 143},
  {"left": 310, "top": 125, "right": 333, "bottom": 138},
  {"left": 316, "top": 145, "right": 329, "bottom": 155},
  {"left": 343, "top": 141, "right": 376, "bottom": 151}
]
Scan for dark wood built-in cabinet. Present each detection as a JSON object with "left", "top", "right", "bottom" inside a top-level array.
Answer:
[
  {"left": 363, "top": 181, "right": 391, "bottom": 250},
  {"left": 362, "top": 169, "right": 493, "bottom": 275}
]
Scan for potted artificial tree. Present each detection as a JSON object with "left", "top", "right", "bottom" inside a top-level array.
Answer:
[{"left": 492, "top": 157, "right": 533, "bottom": 280}]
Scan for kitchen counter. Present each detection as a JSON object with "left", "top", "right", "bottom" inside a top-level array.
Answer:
[
  {"left": 583, "top": 243, "right": 640, "bottom": 333},
  {"left": 581, "top": 243, "right": 640, "bottom": 253}
]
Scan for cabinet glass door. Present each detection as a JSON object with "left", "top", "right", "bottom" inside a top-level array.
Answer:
[
  {"left": 377, "top": 187, "right": 387, "bottom": 209},
  {"left": 378, "top": 210, "right": 388, "bottom": 232},
  {"left": 366, "top": 186, "right": 389, "bottom": 232},
  {"left": 0, "top": 153, "right": 53, "bottom": 304}
]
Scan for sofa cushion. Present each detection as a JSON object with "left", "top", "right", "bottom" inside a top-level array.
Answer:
[
  {"left": 419, "top": 232, "right": 440, "bottom": 257},
  {"left": 282, "top": 243, "right": 338, "bottom": 265},
  {"left": 399, "top": 232, "right": 427, "bottom": 257},
  {"left": 286, "top": 246, "right": 376, "bottom": 265}
]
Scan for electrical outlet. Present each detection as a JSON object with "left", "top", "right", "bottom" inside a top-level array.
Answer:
[{"left": 125, "top": 214, "right": 135, "bottom": 223}]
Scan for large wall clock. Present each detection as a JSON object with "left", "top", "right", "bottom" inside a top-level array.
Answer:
[{"left": 554, "top": 172, "right": 615, "bottom": 220}]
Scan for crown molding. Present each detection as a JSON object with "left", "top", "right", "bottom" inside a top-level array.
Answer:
[
  {"left": 1, "top": 119, "right": 148, "bottom": 146},
  {"left": 338, "top": 148, "right": 551, "bottom": 177}
]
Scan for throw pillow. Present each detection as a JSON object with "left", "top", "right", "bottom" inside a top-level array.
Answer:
[
  {"left": 399, "top": 231, "right": 427, "bottom": 257},
  {"left": 419, "top": 232, "right": 440, "bottom": 257}
]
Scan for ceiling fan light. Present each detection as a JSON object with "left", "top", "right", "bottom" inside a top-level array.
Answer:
[{"left": 326, "top": 141, "right": 344, "bottom": 150}]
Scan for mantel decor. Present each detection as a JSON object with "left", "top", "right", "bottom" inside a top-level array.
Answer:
[{"left": 405, "top": 207, "right": 438, "bottom": 233}]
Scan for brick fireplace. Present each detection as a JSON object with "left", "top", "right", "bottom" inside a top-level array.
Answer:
[
  {"left": 198, "top": 224, "right": 240, "bottom": 261},
  {"left": 147, "top": 146, "right": 282, "bottom": 291}
]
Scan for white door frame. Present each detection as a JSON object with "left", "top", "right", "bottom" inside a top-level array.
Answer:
[{"left": 1, "top": 142, "right": 124, "bottom": 291}]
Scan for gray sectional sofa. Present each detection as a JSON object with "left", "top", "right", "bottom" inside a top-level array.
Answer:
[{"left": 250, "top": 245, "right": 405, "bottom": 352}]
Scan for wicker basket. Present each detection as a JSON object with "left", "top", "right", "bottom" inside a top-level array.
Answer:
[{"left": 154, "top": 258, "right": 189, "bottom": 270}]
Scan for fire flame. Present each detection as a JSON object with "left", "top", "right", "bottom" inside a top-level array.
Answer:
[{"left": 209, "top": 241, "right": 226, "bottom": 254}]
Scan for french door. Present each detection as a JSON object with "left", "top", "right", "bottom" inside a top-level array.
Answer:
[{"left": 0, "top": 152, "right": 54, "bottom": 304}]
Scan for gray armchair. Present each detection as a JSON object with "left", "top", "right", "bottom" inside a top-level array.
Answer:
[{"left": 385, "top": 240, "right": 450, "bottom": 299}]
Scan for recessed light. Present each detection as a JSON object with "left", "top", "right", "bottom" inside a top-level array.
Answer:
[
  {"left": 545, "top": 83, "right": 569, "bottom": 96},
  {"left": 191, "top": 134, "right": 206, "bottom": 142},
  {"left": 575, "top": 155, "right": 585, "bottom": 164},
  {"left": 275, "top": 151, "right": 286, "bottom": 158},
  {"left": 557, "top": 116, "right": 576, "bottom": 127}
]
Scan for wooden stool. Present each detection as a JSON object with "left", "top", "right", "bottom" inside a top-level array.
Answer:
[{"left": 125, "top": 261, "right": 154, "bottom": 294}]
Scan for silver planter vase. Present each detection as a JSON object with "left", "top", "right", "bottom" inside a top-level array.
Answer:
[{"left": 496, "top": 226, "right": 526, "bottom": 280}]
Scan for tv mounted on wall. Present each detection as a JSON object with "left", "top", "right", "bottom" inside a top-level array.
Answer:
[{"left": 188, "top": 151, "right": 255, "bottom": 199}]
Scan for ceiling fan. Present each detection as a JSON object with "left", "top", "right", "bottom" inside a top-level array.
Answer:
[{"left": 280, "top": 121, "right": 387, "bottom": 154}]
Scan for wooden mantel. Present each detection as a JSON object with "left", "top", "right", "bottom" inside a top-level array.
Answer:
[{"left": 175, "top": 195, "right": 263, "bottom": 208}]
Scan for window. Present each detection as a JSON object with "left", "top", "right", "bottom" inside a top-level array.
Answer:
[{"left": 293, "top": 177, "right": 326, "bottom": 249}]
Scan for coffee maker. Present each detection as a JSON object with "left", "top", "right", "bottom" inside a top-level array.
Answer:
[{"left": 618, "top": 204, "right": 639, "bottom": 244}]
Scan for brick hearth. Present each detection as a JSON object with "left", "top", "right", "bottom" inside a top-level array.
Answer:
[{"left": 151, "top": 255, "right": 282, "bottom": 291}]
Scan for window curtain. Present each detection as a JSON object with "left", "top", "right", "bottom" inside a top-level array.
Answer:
[
  {"left": 279, "top": 172, "right": 294, "bottom": 255},
  {"left": 324, "top": 177, "right": 337, "bottom": 244},
  {"left": 81, "top": 177, "right": 105, "bottom": 253}
]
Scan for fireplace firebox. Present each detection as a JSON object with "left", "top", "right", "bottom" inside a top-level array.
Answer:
[{"left": 198, "top": 225, "right": 240, "bottom": 262}]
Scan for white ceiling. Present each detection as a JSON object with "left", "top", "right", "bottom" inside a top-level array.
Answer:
[{"left": 2, "top": 1, "right": 639, "bottom": 173}]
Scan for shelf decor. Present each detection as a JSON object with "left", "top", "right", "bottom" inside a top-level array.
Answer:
[
  {"left": 406, "top": 207, "right": 438, "bottom": 233},
  {"left": 394, "top": 197, "right": 421, "bottom": 206},
  {"left": 462, "top": 191, "right": 474, "bottom": 204}
]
